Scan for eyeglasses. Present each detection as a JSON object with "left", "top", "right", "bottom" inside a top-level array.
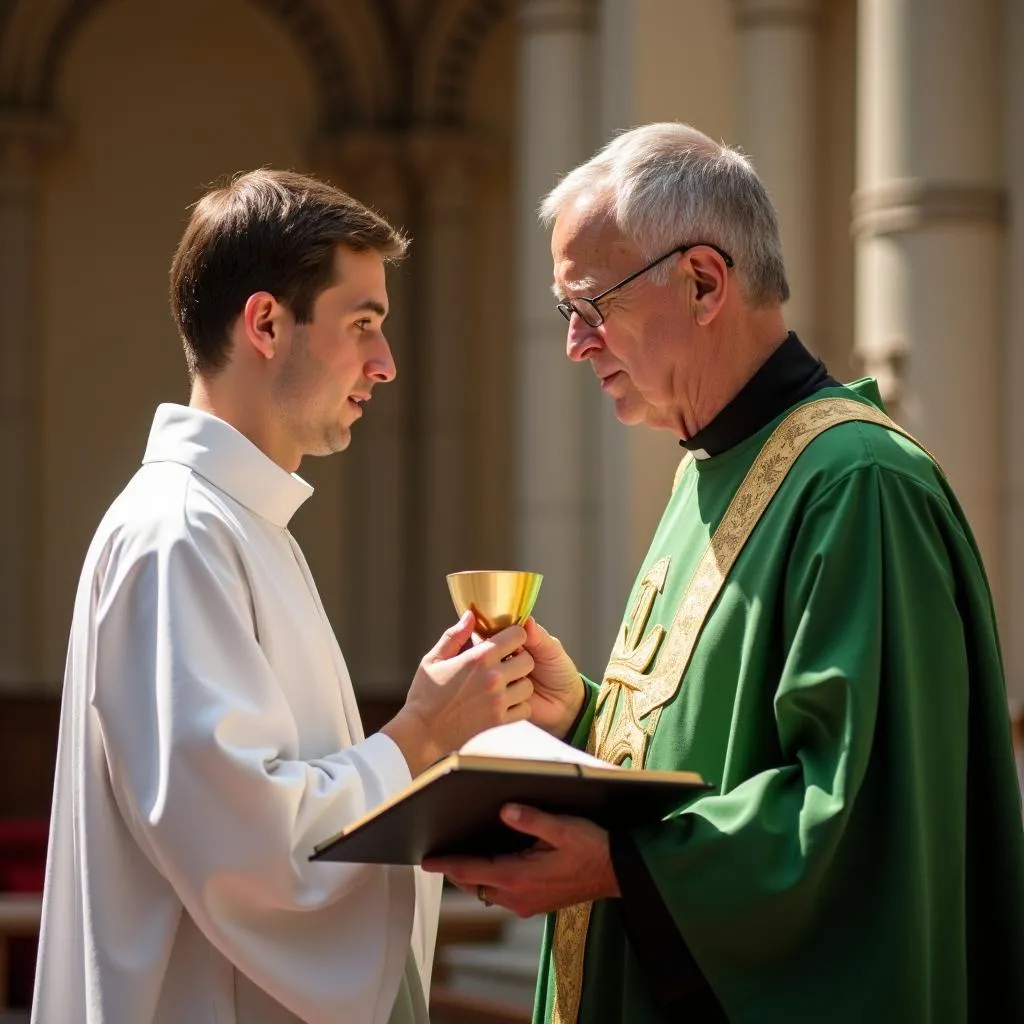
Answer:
[{"left": 555, "top": 241, "right": 735, "bottom": 328}]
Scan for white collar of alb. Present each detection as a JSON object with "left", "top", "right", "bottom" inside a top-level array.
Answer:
[{"left": 141, "top": 403, "right": 313, "bottom": 528}]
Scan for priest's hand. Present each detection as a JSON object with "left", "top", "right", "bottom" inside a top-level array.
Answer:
[
  {"left": 382, "top": 611, "right": 535, "bottom": 776},
  {"left": 522, "top": 618, "right": 586, "bottom": 739},
  {"left": 422, "top": 803, "right": 620, "bottom": 916}
]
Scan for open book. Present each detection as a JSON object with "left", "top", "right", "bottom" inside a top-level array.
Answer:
[{"left": 310, "top": 721, "right": 710, "bottom": 865}]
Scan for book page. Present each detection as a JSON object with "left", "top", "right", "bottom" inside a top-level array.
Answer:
[{"left": 459, "top": 720, "right": 621, "bottom": 770}]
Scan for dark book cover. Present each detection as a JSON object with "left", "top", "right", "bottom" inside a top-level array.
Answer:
[{"left": 310, "top": 755, "right": 711, "bottom": 865}]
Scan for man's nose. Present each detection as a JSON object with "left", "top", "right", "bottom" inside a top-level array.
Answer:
[
  {"left": 566, "top": 313, "right": 602, "bottom": 362},
  {"left": 368, "top": 338, "right": 397, "bottom": 382}
]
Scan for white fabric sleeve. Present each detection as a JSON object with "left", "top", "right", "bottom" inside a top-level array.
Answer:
[{"left": 88, "top": 511, "right": 414, "bottom": 1007}]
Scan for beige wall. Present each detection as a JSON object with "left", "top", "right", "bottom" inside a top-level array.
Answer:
[
  {"left": 587, "top": 0, "right": 741, "bottom": 663},
  {"left": 12, "top": 0, "right": 1020, "bottom": 709},
  {"left": 460, "top": 15, "right": 517, "bottom": 574},
  {"left": 816, "top": 0, "right": 858, "bottom": 378},
  {"left": 601, "top": 0, "right": 739, "bottom": 592},
  {"left": 30, "top": 0, "right": 521, "bottom": 695},
  {"left": 593, "top": 0, "right": 860, "bottom": 647},
  {"left": 322, "top": 13, "right": 519, "bottom": 682},
  {"left": 38, "top": 0, "right": 317, "bottom": 682}
]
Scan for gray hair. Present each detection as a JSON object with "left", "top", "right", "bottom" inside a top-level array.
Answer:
[{"left": 539, "top": 122, "right": 789, "bottom": 306}]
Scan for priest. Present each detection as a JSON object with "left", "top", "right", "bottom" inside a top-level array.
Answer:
[
  {"left": 32, "top": 169, "right": 536, "bottom": 1024},
  {"left": 424, "top": 123, "right": 1024, "bottom": 1023}
]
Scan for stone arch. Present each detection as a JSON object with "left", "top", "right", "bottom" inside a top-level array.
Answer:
[
  {"left": 0, "top": 0, "right": 383, "bottom": 126},
  {"left": 414, "top": 0, "right": 511, "bottom": 125}
]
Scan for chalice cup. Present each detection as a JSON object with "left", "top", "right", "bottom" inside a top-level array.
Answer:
[{"left": 445, "top": 570, "right": 543, "bottom": 637}]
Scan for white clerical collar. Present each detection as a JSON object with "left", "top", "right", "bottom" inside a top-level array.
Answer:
[{"left": 142, "top": 404, "right": 313, "bottom": 528}]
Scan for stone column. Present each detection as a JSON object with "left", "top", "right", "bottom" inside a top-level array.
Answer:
[
  {"left": 853, "top": 0, "right": 1005, "bottom": 606},
  {"left": 411, "top": 132, "right": 480, "bottom": 650},
  {"left": 733, "top": 0, "right": 820, "bottom": 343},
  {"left": 0, "top": 112, "right": 60, "bottom": 692},
  {"left": 593, "top": 0, "right": 635, "bottom": 662},
  {"left": 515, "top": 0, "right": 598, "bottom": 667},
  {"left": 313, "top": 132, "right": 415, "bottom": 696}
]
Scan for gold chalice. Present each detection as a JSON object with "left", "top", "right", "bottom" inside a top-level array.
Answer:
[{"left": 446, "top": 570, "right": 543, "bottom": 637}]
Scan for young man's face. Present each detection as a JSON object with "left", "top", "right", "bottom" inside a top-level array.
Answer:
[{"left": 272, "top": 245, "right": 395, "bottom": 459}]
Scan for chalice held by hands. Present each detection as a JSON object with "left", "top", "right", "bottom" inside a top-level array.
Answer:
[{"left": 446, "top": 570, "right": 543, "bottom": 637}]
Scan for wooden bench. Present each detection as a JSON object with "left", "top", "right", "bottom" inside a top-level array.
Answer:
[
  {"left": 430, "top": 986, "right": 531, "bottom": 1024},
  {"left": 431, "top": 889, "right": 533, "bottom": 1023}
]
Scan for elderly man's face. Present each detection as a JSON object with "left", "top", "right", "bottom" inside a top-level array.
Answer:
[{"left": 551, "top": 200, "right": 689, "bottom": 433}]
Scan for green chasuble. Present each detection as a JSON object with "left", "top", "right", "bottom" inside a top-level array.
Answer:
[{"left": 533, "top": 380, "right": 1024, "bottom": 1023}]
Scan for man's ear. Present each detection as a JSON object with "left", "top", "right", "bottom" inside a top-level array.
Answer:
[
  {"left": 684, "top": 250, "right": 729, "bottom": 326},
  {"left": 241, "top": 292, "right": 281, "bottom": 361}
]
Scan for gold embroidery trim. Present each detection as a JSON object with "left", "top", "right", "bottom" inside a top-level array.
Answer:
[
  {"left": 672, "top": 451, "right": 694, "bottom": 495},
  {"left": 549, "top": 398, "right": 933, "bottom": 1023},
  {"left": 588, "top": 556, "right": 671, "bottom": 767}
]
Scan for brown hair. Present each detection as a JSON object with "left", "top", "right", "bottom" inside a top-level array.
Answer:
[{"left": 169, "top": 168, "right": 408, "bottom": 377}]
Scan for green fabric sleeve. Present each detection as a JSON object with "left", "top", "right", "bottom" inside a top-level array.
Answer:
[
  {"left": 568, "top": 676, "right": 600, "bottom": 749},
  {"left": 631, "top": 462, "right": 999, "bottom": 996}
]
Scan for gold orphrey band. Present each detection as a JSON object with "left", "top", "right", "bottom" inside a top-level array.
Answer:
[{"left": 549, "top": 398, "right": 936, "bottom": 1024}]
